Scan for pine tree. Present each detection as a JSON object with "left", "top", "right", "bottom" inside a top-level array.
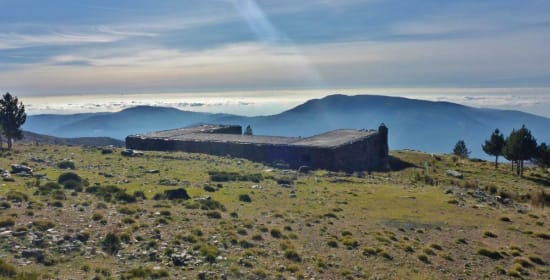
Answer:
[
  {"left": 503, "top": 125, "right": 537, "bottom": 177},
  {"left": 482, "top": 129, "right": 505, "bottom": 168},
  {"left": 534, "top": 143, "right": 550, "bottom": 169},
  {"left": 453, "top": 140, "right": 470, "bottom": 158},
  {"left": 244, "top": 125, "right": 253, "bottom": 136},
  {"left": 0, "top": 93, "right": 27, "bottom": 150}
]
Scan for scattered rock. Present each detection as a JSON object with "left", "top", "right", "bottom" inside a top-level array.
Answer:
[
  {"left": 121, "top": 149, "right": 144, "bottom": 157},
  {"left": 101, "top": 148, "right": 114, "bottom": 154},
  {"left": 11, "top": 164, "right": 32, "bottom": 175},
  {"left": 145, "top": 169, "right": 160, "bottom": 174},
  {"left": 446, "top": 170, "right": 463, "bottom": 179},
  {"left": 298, "top": 165, "right": 311, "bottom": 174}
]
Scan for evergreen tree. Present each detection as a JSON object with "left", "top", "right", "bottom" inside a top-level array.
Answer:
[
  {"left": 503, "top": 125, "right": 537, "bottom": 177},
  {"left": 482, "top": 129, "right": 505, "bottom": 168},
  {"left": 453, "top": 140, "right": 470, "bottom": 158},
  {"left": 0, "top": 93, "right": 27, "bottom": 149},
  {"left": 244, "top": 125, "right": 253, "bottom": 136},
  {"left": 534, "top": 142, "right": 550, "bottom": 168}
]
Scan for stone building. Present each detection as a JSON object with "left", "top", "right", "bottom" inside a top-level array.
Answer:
[{"left": 125, "top": 124, "right": 389, "bottom": 172}]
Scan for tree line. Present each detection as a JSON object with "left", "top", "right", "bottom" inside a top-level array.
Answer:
[
  {"left": 0, "top": 93, "right": 27, "bottom": 150},
  {"left": 453, "top": 125, "right": 550, "bottom": 177}
]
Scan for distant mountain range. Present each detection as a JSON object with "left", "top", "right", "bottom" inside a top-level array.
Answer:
[
  {"left": 23, "top": 94, "right": 550, "bottom": 158},
  {"left": 21, "top": 131, "right": 124, "bottom": 147}
]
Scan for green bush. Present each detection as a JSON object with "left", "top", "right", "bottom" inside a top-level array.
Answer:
[
  {"left": 57, "top": 161, "right": 75, "bottom": 170},
  {"left": 32, "top": 220, "right": 55, "bottom": 231},
  {"left": 102, "top": 232, "right": 122, "bottom": 255},
  {"left": 199, "top": 244, "right": 219, "bottom": 263},
  {"left": 284, "top": 250, "right": 302, "bottom": 262},
  {"left": 37, "top": 182, "right": 61, "bottom": 195},
  {"left": 239, "top": 194, "right": 252, "bottom": 203},
  {"left": 0, "top": 217, "right": 15, "bottom": 228},
  {"left": 477, "top": 248, "right": 503, "bottom": 259},
  {"left": 6, "top": 191, "right": 28, "bottom": 202},
  {"left": 0, "top": 259, "right": 17, "bottom": 277},
  {"left": 58, "top": 172, "right": 82, "bottom": 184},
  {"left": 62, "top": 180, "right": 83, "bottom": 192},
  {"left": 206, "top": 211, "right": 222, "bottom": 219},
  {"left": 208, "top": 171, "right": 263, "bottom": 182}
]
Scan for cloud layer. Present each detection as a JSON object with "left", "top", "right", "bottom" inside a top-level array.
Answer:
[{"left": 0, "top": 0, "right": 549, "bottom": 96}]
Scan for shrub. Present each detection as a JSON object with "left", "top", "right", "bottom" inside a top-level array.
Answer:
[
  {"left": 0, "top": 201, "right": 11, "bottom": 209},
  {"left": 418, "top": 254, "right": 430, "bottom": 263},
  {"left": 208, "top": 171, "right": 263, "bottom": 182},
  {"left": 484, "top": 231, "right": 498, "bottom": 238},
  {"left": 206, "top": 211, "right": 221, "bottom": 219},
  {"left": 63, "top": 180, "right": 83, "bottom": 192},
  {"left": 203, "top": 185, "right": 216, "bottom": 192},
  {"left": 92, "top": 212, "right": 104, "bottom": 221},
  {"left": 76, "top": 231, "right": 90, "bottom": 243},
  {"left": 342, "top": 237, "right": 359, "bottom": 249},
  {"left": 58, "top": 172, "right": 82, "bottom": 184},
  {"left": 115, "top": 192, "right": 137, "bottom": 203},
  {"left": 6, "top": 191, "right": 28, "bottom": 202},
  {"left": 528, "top": 254, "right": 545, "bottom": 265},
  {"left": 37, "top": 182, "right": 61, "bottom": 195},
  {"left": 154, "top": 188, "right": 190, "bottom": 200},
  {"left": 57, "top": 161, "right": 75, "bottom": 169},
  {"left": 33, "top": 220, "right": 55, "bottom": 231},
  {"left": 284, "top": 250, "right": 302, "bottom": 262},
  {"left": 534, "top": 232, "right": 550, "bottom": 239},
  {"left": 199, "top": 244, "right": 219, "bottom": 263},
  {"left": 239, "top": 194, "right": 252, "bottom": 203},
  {"left": 327, "top": 240, "right": 338, "bottom": 248},
  {"left": 102, "top": 232, "right": 122, "bottom": 255},
  {"left": 51, "top": 190, "right": 66, "bottom": 200},
  {"left": 531, "top": 190, "right": 550, "bottom": 208},
  {"left": 477, "top": 248, "right": 502, "bottom": 259},
  {"left": 0, "top": 218, "right": 15, "bottom": 228},
  {"left": 133, "top": 191, "right": 146, "bottom": 199},
  {"left": 0, "top": 259, "right": 17, "bottom": 277},
  {"left": 270, "top": 229, "right": 282, "bottom": 238}
]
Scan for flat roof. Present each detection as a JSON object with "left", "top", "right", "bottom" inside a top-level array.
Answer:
[{"left": 132, "top": 125, "right": 378, "bottom": 148}]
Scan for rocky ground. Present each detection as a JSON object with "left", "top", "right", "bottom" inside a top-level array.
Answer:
[{"left": 0, "top": 145, "right": 549, "bottom": 279}]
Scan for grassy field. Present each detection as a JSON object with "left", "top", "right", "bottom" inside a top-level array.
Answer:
[{"left": 0, "top": 144, "right": 549, "bottom": 279}]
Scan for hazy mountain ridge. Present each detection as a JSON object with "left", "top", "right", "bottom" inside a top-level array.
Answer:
[
  {"left": 23, "top": 95, "right": 550, "bottom": 158},
  {"left": 21, "top": 131, "right": 124, "bottom": 147}
]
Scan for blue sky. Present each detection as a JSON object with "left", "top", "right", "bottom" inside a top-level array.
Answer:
[{"left": 1, "top": 0, "right": 549, "bottom": 96}]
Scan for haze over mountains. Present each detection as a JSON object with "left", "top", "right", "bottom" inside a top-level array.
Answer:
[{"left": 23, "top": 94, "right": 550, "bottom": 158}]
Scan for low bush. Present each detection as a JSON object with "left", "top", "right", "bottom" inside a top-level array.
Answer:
[
  {"left": 6, "top": 191, "right": 28, "bottom": 202},
  {"left": 32, "top": 220, "right": 55, "bottom": 231},
  {"left": 477, "top": 248, "right": 502, "bottom": 259},
  {"left": 284, "top": 250, "right": 302, "bottom": 262},
  {"left": 0, "top": 217, "right": 15, "bottom": 228},
  {"left": 58, "top": 172, "right": 82, "bottom": 184},
  {"left": 208, "top": 171, "right": 263, "bottom": 183},
  {"left": 102, "top": 232, "right": 122, "bottom": 255},
  {"left": 57, "top": 161, "right": 75, "bottom": 170},
  {"left": 206, "top": 211, "right": 222, "bottom": 219},
  {"left": 239, "top": 194, "right": 252, "bottom": 203},
  {"left": 0, "top": 259, "right": 17, "bottom": 277}
]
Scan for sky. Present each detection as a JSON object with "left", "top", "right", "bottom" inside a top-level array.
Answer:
[{"left": 1, "top": 0, "right": 549, "bottom": 101}]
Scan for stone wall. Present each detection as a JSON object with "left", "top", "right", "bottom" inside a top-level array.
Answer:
[{"left": 126, "top": 126, "right": 389, "bottom": 172}]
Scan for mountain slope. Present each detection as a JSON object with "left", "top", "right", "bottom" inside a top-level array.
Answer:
[
  {"left": 25, "top": 106, "right": 235, "bottom": 139},
  {"left": 217, "top": 95, "right": 550, "bottom": 157},
  {"left": 23, "top": 95, "right": 550, "bottom": 158},
  {"left": 21, "top": 131, "right": 124, "bottom": 147}
]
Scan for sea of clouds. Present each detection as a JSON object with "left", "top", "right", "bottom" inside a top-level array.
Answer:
[{"left": 20, "top": 88, "right": 550, "bottom": 118}]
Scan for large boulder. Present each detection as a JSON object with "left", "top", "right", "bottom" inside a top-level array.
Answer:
[{"left": 11, "top": 164, "right": 32, "bottom": 175}]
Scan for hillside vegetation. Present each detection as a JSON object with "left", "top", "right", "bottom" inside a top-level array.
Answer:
[{"left": 0, "top": 144, "right": 549, "bottom": 279}]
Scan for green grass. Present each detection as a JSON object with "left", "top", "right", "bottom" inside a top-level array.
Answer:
[{"left": 0, "top": 145, "right": 549, "bottom": 279}]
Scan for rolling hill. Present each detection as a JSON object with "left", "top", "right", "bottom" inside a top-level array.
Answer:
[{"left": 23, "top": 94, "right": 550, "bottom": 158}]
